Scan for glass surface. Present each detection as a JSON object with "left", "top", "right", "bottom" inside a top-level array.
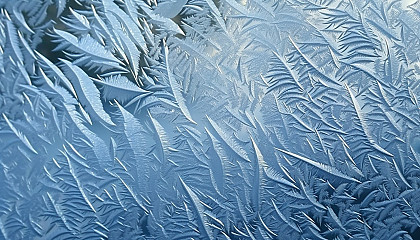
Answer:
[{"left": 0, "top": 0, "right": 419, "bottom": 239}]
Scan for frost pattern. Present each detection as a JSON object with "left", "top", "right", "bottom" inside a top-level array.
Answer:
[{"left": 0, "top": 0, "right": 420, "bottom": 239}]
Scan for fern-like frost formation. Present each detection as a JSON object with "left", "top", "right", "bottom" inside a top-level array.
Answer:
[{"left": 0, "top": 0, "right": 420, "bottom": 239}]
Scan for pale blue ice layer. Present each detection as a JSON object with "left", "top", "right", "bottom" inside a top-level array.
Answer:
[{"left": 0, "top": 0, "right": 420, "bottom": 239}]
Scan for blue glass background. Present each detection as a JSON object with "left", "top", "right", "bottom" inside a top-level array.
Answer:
[{"left": 0, "top": 0, "right": 419, "bottom": 239}]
